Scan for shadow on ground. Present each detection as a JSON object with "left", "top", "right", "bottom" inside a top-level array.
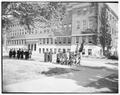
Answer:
[
  {"left": 41, "top": 67, "right": 78, "bottom": 76},
  {"left": 2, "top": 56, "right": 35, "bottom": 61},
  {"left": 84, "top": 74, "right": 118, "bottom": 93},
  {"left": 2, "top": 56, "right": 9, "bottom": 59},
  {"left": 41, "top": 67, "right": 118, "bottom": 93}
]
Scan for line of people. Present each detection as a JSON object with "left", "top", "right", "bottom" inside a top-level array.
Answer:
[
  {"left": 56, "top": 40, "right": 85, "bottom": 66},
  {"left": 44, "top": 51, "right": 53, "bottom": 62},
  {"left": 9, "top": 49, "right": 32, "bottom": 60}
]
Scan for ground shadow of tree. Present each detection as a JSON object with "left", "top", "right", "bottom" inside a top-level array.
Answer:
[
  {"left": 41, "top": 67, "right": 118, "bottom": 93},
  {"left": 84, "top": 74, "right": 118, "bottom": 93},
  {"left": 41, "top": 67, "right": 79, "bottom": 76}
]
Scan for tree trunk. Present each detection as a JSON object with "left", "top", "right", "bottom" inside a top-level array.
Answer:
[{"left": 102, "top": 46, "right": 105, "bottom": 56}]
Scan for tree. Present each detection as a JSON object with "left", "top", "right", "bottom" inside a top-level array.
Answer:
[
  {"left": 2, "top": 2, "right": 66, "bottom": 33},
  {"left": 99, "top": 5, "right": 112, "bottom": 56}
]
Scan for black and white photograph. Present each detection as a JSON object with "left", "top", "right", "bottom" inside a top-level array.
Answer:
[{"left": 1, "top": 0, "right": 119, "bottom": 94}]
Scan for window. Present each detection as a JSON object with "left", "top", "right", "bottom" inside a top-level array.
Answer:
[
  {"left": 82, "top": 36, "right": 86, "bottom": 42},
  {"left": 50, "top": 48, "right": 52, "bottom": 53},
  {"left": 21, "top": 40, "right": 23, "bottom": 44},
  {"left": 58, "top": 48, "right": 61, "bottom": 52},
  {"left": 39, "top": 38, "right": 42, "bottom": 44},
  {"left": 67, "top": 49, "right": 70, "bottom": 52},
  {"left": 39, "top": 48, "right": 41, "bottom": 53},
  {"left": 31, "top": 44, "right": 33, "bottom": 51},
  {"left": 47, "top": 38, "right": 49, "bottom": 44},
  {"left": 59, "top": 37, "right": 61, "bottom": 44},
  {"left": 88, "top": 49, "right": 92, "bottom": 55},
  {"left": 46, "top": 48, "right": 48, "bottom": 52},
  {"left": 28, "top": 44, "right": 30, "bottom": 50},
  {"left": 83, "top": 20, "right": 87, "bottom": 30},
  {"left": 76, "top": 36, "right": 79, "bottom": 43},
  {"left": 51, "top": 38, "right": 53, "bottom": 44},
  {"left": 68, "top": 37, "right": 71, "bottom": 44},
  {"left": 55, "top": 39, "right": 57, "bottom": 44},
  {"left": 82, "top": 49, "right": 85, "bottom": 55},
  {"left": 54, "top": 48, "right": 56, "bottom": 54},
  {"left": 16, "top": 40, "right": 18, "bottom": 45},
  {"left": 14, "top": 40, "right": 16, "bottom": 44},
  {"left": 63, "top": 49, "right": 66, "bottom": 53},
  {"left": 77, "top": 21, "right": 80, "bottom": 29},
  {"left": 63, "top": 37, "right": 66, "bottom": 44},
  {"left": 43, "top": 48, "right": 45, "bottom": 53},
  {"left": 88, "top": 36, "right": 93, "bottom": 43},
  {"left": 34, "top": 44, "right": 36, "bottom": 51},
  {"left": 43, "top": 38, "right": 45, "bottom": 44},
  {"left": 25, "top": 40, "right": 26, "bottom": 44}
]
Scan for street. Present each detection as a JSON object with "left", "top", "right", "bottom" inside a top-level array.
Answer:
[{"left": 2, "top": 56, "right": 118, "bottom": 93}]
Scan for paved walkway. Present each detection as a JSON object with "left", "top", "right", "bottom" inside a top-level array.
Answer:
[{"left": 3, "top": 57, "right": 118, "bottom": 93}]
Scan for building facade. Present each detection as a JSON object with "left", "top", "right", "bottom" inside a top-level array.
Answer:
[{"left": 5, "top": 3, "right": 118, "bottom": 59}]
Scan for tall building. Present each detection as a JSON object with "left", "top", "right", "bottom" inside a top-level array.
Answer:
[{"left": 5, "top": 2, "right": 118, "bottom": 58}]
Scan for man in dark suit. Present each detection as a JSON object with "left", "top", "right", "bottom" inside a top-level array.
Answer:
[
  {"left": 20, "top": 49, "right": 24, "bottom": 59},
  {"left": 9, "top": 49, "right": 13, "bottom": 58},
  {"left": 13, "top": 49, "right": 16, "bottom": 58},
  {"left": 17, "top": 49, "right": 20, "bottom": 59}
]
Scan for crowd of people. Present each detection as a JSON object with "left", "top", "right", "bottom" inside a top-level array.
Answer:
[
  {"left": 9, "top": 49, "right": 32, "bottom": 60},
  {"left": 8, "top": 41, "right": 85, "bottom": 66},
  {"left": 56, "top": 40, "right": 85, "bottom": 66}
]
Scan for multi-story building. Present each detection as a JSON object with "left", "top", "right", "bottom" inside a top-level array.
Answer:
[{"left": 5, "top": 2, "right": 118, "bottom": 59}]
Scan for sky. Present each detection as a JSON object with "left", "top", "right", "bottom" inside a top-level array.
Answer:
[{"left": 106, "top": 3, "right": 118, "bottom": 16}]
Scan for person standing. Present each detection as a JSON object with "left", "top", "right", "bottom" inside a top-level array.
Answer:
[
  {"left": 17, "top": 49, "right": 20, "bottom": 59},
  {"left": 13, "top": 49, "right": 16, "bottom": 58},
  {"left": 24, "top": 50, "right": 27, "bottom": 60},
  {"left": 49, "top": 51, "right": 53, "bottom": 62},
  {"left": 56, "top": 51, "right": 61, "bottom": 64},
  {"left": 9, "top": 49, "right": 13, "bottom": 58},
  {"left": 24, "top": 49, "right": 29, "bottom": 60},
  {"left": 20, "top": 49, "right": 24, "bottom": 59},
  {"left": 29, "top": 49, "right": 32, "bottom": 59}
]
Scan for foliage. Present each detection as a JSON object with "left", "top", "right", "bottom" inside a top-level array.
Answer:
[
  {"left": 2, "top": 2, "right": 66, "bottom": 32},
  {"left": 99, "top": 5, "right": 112, "bottom": 55}
]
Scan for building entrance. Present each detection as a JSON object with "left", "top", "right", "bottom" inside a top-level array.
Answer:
[{"left": 28, "top": 44, "right": 36, "bottom": 51}]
